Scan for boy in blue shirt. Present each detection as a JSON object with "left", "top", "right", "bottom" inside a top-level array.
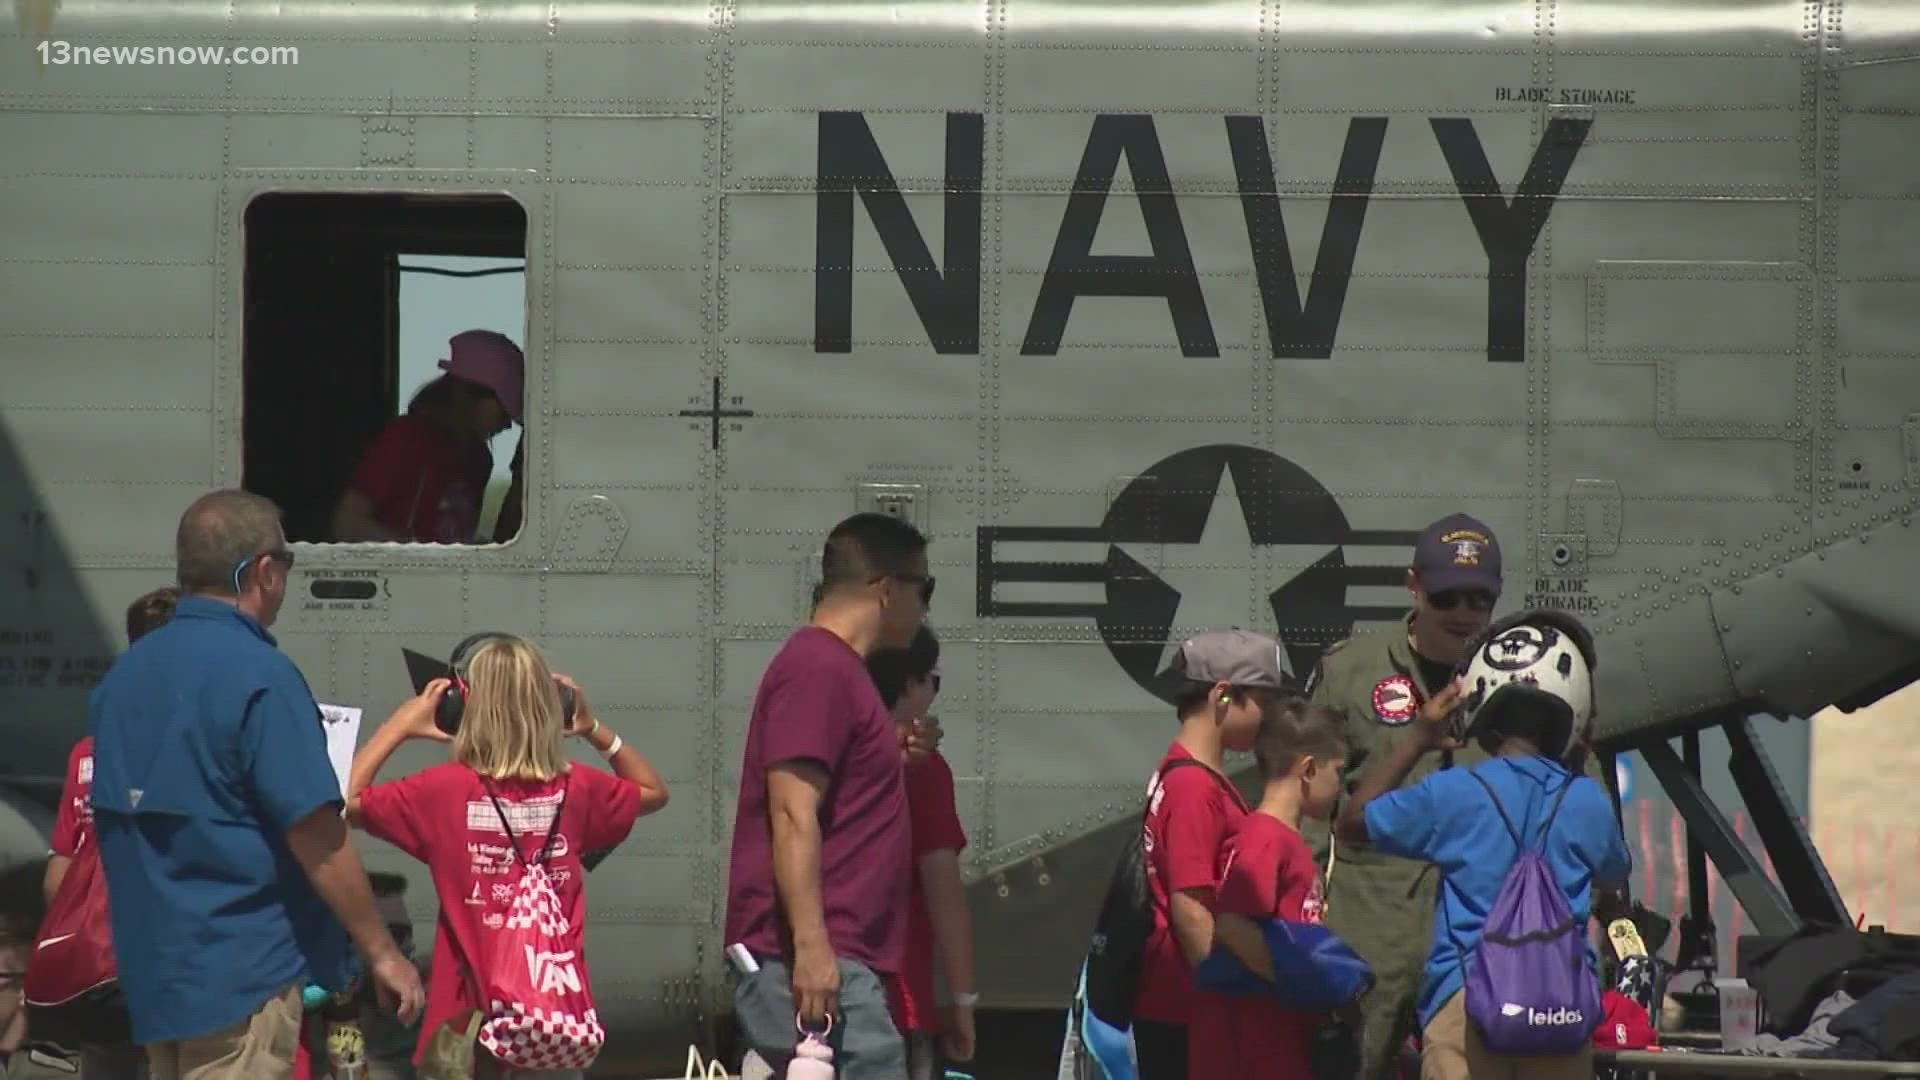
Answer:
[{"left": 1334, "top": 611, "right": 1631, "bottom": 1080}]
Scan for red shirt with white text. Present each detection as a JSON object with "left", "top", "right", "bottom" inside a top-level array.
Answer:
[
  {"left": 1190, "top": 812, "right": 1327, "bottom": 1078},
  {"left": 49, "top": 737, "right": 94, "bottom": 857},
  {"left": 1134, "top": 743, "right": 1247, "bottom": 1026},
  {"left": 356, "top": 761, "right": 642, "bottom": 1064}
]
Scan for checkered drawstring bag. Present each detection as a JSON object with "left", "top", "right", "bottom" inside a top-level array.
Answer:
[{"left": 473, "top": 775, "right": 606, "bottom": 1072}]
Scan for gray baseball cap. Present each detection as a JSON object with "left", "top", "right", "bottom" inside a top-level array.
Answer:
[{"left": 1163, "top": 628, "right": 1293, "bottom": 689}]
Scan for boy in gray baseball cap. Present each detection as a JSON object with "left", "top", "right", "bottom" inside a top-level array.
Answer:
[
  {"left": 1161, "top": 628, "right": 1295, "bottom": 695},
  {"left": 1128, "top": 628, "right": 1293, "bottom": 1080}
]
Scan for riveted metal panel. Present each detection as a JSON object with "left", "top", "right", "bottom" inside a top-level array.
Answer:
[
  {"left": 0, "top": 115, "right": 226, "bottom": 176},
  {"left": 4, "top": 178, "right": 215, "bottom": 262},
  {"left": 1, "top": 263, "right": 213, "bottom": 337},
  {"left": 8, "top": 0, "right": 1920, "bottom": 1059},
  {"left": 551, "top": 187, "right": 709, "bottom": 282},
  {"left": 1550, "top": 201, "right": 1805, "bottom": 266},
  {"left": 551, "top": 117, "right": 711, "bottom": 184},
  {"left": 6, "top": 338, "right": 210, "bottom": 411}
]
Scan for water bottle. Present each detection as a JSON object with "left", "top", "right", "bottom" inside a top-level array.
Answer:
[{"left": 785, "top": 1033, "right": 834, "bottom": 1079}]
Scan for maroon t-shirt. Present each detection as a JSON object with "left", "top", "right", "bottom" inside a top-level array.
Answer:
[{"left": 724, "top": 626, "right": 910, "bottom": 974}]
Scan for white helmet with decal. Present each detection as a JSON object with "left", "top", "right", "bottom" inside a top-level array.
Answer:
[{"left": 1456, "top": 609, "right": 1598, "bottom": 754}]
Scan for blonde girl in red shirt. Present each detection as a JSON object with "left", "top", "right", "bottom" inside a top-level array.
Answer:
[{"left": 343, "top": 634, "right": 668, "bottom": 1079}]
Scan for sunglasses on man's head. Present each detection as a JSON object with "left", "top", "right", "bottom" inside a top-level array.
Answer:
[{"left": 1427, "top": 588, "right": 1496, "bottom": 612}]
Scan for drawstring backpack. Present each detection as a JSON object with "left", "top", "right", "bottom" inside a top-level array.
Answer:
[
  {"left": 24, "top": 826, "right": 130, "bottom": 1048},
  {"left": 472, "top": 773, "right": 607, "bottom": 1071},
  {"left": 1452, "top": 766, "right": 1602, "bottom": 1056}
]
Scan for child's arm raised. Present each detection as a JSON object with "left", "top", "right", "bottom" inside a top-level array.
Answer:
[
  {"left": 555, "top": 673, "right": 668, "bottom": 815},
  {"left": 343, "top": 679, "right": 451, "bottom": 827}
]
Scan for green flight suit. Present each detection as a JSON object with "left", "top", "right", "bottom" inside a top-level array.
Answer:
[{"left": 1298, "top": 614, "right": 1610, "bottom": 1080}]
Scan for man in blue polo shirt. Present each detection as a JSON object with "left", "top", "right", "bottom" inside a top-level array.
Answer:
[{"left": 89, "top": 489, "right": 424, "bottom": 1079}]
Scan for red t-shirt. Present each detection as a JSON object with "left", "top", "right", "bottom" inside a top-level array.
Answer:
[
  {"left": 885, "top": 751, "right": 967, "bottom": 1034},
  {"left": 49, "top": 737, "right": 94, "bottom": 857},
  {"left": 355, "top": 761, "right": 643, "bottom": 1065},
  {"left": 723, "top": 627, "right": 910, "bottom": 975},
  {"left": 1134, "top": 743, "right": 1247, "bottom": 1025},
  {"left": 1190, "top": 812, "right": 1327, "bottom": 1078},
  {"left": 347, "top": 414, "right": 492, "bottom": 544}
]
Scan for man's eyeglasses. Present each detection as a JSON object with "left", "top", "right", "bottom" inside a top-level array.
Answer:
[
  {"left": 229, "top": 548, "right": 296, "bottom": 593},
  {"left": 890, "top": 573, "right": 935, "bottom": 604},
  {"left": 1427, "top": 588, "right": 1495, "bottom": 612}
]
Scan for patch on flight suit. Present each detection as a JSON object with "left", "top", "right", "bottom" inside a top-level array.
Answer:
[{"left": 1371, "top": 674, "right": 1419, "bottom": 726}]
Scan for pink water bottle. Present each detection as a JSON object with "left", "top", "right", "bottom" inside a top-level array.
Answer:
[{"left": 786, "top": 1014, "right": 834, "bottom": 1080}]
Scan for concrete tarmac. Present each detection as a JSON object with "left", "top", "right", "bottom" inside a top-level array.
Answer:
[{"left": 620, "top": 1008, "right": 1070, "bottom": 1079}]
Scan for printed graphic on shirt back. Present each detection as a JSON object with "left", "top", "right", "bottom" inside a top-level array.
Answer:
[{"left": 463, "top": 791, "right": 572, "bottom": 895}]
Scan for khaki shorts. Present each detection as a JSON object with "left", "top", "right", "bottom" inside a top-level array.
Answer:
[
  {"left": 144, "top": 984, "right": 303, "bottom": 1080},
  {"left": 1420, "top": 991, "right": 1593, "bottom": 1080}
]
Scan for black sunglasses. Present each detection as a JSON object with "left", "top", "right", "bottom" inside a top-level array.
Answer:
[
  {"left": 229, "top": 548, "right": 296, "bottom": 592},
  {"left": 887, "top": 573, "right": 935, "bottom": 604},
  {"left": 1428, "top": 588, "right": 1495, "bottom": 612}
]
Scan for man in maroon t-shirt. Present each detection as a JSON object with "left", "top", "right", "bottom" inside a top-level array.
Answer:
[
  {"left": 725, "top": 512, "right": 935, "bottom": 1079},
  {"left": 1133, "top": 628, "right": 1293, "bottom": 1079}
]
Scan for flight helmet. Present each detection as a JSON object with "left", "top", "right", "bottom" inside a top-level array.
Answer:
[{"left": 1456, "top": 609, "right": 1597, "bottom": 758}]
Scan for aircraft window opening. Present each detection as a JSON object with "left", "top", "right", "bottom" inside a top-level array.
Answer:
[{"left": 239, "top": 192, "right": 530, "bottom": 548}]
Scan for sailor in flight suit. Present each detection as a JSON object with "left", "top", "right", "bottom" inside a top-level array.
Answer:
[{"left": 1296, "top": 513, "right": 1617, "bottom": 1080}]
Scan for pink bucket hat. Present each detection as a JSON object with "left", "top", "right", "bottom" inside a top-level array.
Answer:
[{"left": 439, "top": 329, "right": 524, "bottom": 424}]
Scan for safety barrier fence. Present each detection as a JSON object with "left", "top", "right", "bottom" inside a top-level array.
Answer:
[{"left": 1623, "top": 795, "right": 1917, "bottom": 967}]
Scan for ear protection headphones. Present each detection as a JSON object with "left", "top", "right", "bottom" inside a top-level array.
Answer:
[{"left": 434, "top": 630, "right": 577, "bottom": 736}]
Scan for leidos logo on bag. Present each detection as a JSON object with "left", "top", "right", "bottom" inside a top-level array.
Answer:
[{"left": 1500, "top": 1003, "right": 1584, "bottom": 1026}]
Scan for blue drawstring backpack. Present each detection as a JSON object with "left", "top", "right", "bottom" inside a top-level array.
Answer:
[
  {"left": 1192, "top": 918, "right": 1374, "bottom": 1010},
  {"left": 1057, "top": 958, "right": 1137, "bottom": 1080},
  {"left": 1454, "top": 767, "right": 1603, "bottom": 1056}
]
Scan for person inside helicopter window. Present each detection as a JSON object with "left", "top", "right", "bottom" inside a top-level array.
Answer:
[{"left": 331, "top": 329, "right": 523, "bottom": 544}]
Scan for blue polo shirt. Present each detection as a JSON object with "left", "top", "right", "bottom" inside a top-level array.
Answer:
[
  {"left": 89, "top": 596, "right": 354, "bottom": 1044},
  {"left": 1364, "top": 755, "right": 1631, "bottom": 1031}
]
